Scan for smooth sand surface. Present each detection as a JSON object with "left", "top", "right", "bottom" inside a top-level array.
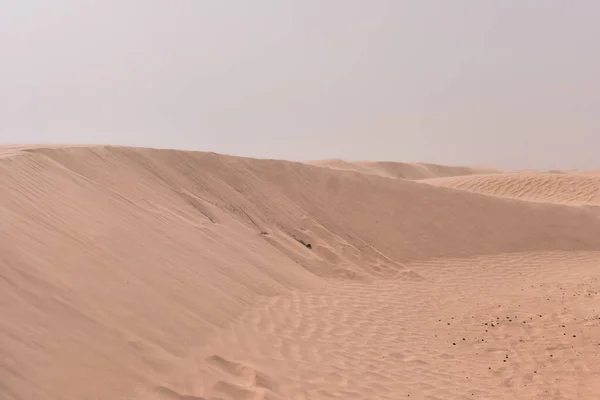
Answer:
[
  {"left": 2, "top": 145, "right": 600, "bottom": 400},
  {"left": 308, "top": 159, "right": 500, "bottom": 180}
]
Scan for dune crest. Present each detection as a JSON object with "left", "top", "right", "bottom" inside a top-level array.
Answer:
[
  {"left": 308, "top": 159, "right": 500, "bottom": 180},
  {"left": 2, "top": 145, "right": 600, "bottom": 399}
]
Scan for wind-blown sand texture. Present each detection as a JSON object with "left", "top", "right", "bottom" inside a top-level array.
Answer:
[
  {"left": 423, "top": 173, "right": 600, "bottom": 206},
  {"left": 2, "top": 145, "right": 600, "bottom": 400}
]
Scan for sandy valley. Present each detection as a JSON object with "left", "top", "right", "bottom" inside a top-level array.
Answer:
[{"left": 2, "top": 145, "right": 600, "bottom": 400}]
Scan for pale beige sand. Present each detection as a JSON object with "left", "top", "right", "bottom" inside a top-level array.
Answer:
[
  {"left": 2, "top": 145, "right": 600, "bottom": 400},
  {"left": 308, "top": 159, "right": 500, "bottom": 180},
  {"left": 568, "top": 169, "right": 600, "bottom": 177},
  {"left": 423, "top": 173, "right": 600, "bottom": 206}
]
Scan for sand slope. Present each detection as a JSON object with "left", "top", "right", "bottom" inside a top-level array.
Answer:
[
  {"left": 308, "top": 159, "right": 500, "bottom": 180},
  {"left": 424, "top": 173, "right": 600, "bottom": 206},
  {"left": 2, "top": 146, "right": 600, "bottom": 400}
]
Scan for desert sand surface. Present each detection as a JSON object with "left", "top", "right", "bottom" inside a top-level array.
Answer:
[
  {"left": 2, "top": 145, "right": 600, "bottom": 400},
  {"left": 423, "top": 173, "right": 600, "bottom": 206},
  {"left": 308, "top": 159, "right": 500, "bottom": 180}
]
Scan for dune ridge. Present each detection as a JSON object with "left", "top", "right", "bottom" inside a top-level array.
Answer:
[
  {"left": 308, "top": 159, "right": 500, "bottom": 180},
  {"left": 2, "top": 145, "right": 600, "bottom": 399}
]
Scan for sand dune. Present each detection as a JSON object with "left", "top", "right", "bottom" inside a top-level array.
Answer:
[
  {"left": 308, "top": 159, "right": 500, "bottom": 180},
  {"left": 568, "top": 169, "right": 600, "bottom": 177},
  {"left": 2, "top": 146, "right": 600, "bottom": 400},
  {"left": 424, "top": 173, "right": 600, "bottom": 206}
]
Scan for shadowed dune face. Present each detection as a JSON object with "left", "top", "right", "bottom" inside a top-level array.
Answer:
[{"left": 2, "top": 146, "right": 600, "bottom": 400}]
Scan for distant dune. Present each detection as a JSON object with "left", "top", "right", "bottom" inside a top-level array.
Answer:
[
  {"left": 2, "top": 145, "right": 600, "bottom": 400},
  {"left": 568, "top": 169, "right": 600, "bottom": 176},
  {"left": 309, "top": 158, "right": 500, "bottom": 180},
  {"left": 424, "top": 173, "right": 600, "bottom": 205}
]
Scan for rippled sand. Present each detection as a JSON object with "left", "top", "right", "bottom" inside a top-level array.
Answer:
[{"left": 2, "top": 145, "right": 600, "bottom": 399}]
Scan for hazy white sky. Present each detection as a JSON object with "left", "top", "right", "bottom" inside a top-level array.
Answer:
[{"left": 1, "top": 1, "right": 598, "bottom": 169}]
